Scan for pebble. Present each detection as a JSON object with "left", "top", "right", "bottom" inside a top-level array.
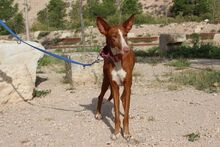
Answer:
[
  {"left": 106, "top": 142, "right": 111, "bottom": 145},
  {"left": 213, "top": 93, "right": 218, "bottom": 96}
]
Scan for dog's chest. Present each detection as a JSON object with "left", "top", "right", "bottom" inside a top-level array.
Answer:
[{"left": 111, "top": 62, "right": 127, "bottom": 86}]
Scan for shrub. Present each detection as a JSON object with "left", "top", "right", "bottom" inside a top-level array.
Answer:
[
  {"left": 184, "top": 132, "right": 200, "bottom": 142},
  {"left": 31, "top": 21, "right": 49, "bottom": 31},
  {"left": 33, "top": 89, "right": 51, "bottom": 97},
  {"left": 84, "top": 0, "right": 117, "bottom": 20},
  {"left": 167, "top": 44, "right": 220, "bottom": 59},
  {"left": 171, "top": 0, "right": 211, "bottom": 18},
  {"left": 135, "top": 47, "right": 160, "bottom": 57},
  {"left": 37, "top": 0, "right": 66, "bottom": 29},
  {"left": 0, "top": 0, "right": 24, "bottom": 35},
  {"left": 121, "top": 0, "right": 142, "bottom": 15}
]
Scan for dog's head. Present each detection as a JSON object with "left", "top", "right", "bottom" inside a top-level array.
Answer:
[{"left": 96, "top": 15, "right": 135, "bottom": 54}]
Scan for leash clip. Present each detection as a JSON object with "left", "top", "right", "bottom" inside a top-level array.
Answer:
[
  {"left": 16, "top": 39, "right": 21, "bottom": 44},
  {"left": 15, "top": 36, "right": 21, "bottom": 44}
]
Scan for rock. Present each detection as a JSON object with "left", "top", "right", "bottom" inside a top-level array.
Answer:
[
  {"left": 60, "top": 31, "right": 74, "bottom": 38},
  {"left": 106, "top": 142, "right": 111, "bottom": 145},
  {"left": 204, "top": 19, "right": 209, "bottom": 23},
  {"left": 70, "top": 52, "right": 103, "bottom": 87},
  {"left": 159, "top": 33, "right": 186, "bottom": 51},
  {"left": 213, "top": 34, "right": 220, "bottom": 45},
  {"left": 33, "top": 31, "right": 41, "bottom": 39},
  {"left": 0, "top": 41, "right": 44, "bottom": 103},
  {"left": 194, "top": 25, "right": 203, "bottom": 33},
  {"left": 213, "top": 93, "right": 218, "bottom": 96},
  {"left": 128, "top": 33, "right": 135, "bottom": 38}
]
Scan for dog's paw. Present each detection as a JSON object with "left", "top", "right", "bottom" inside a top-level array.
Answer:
[
  {"left": 123, "top": 133, "right": 133, "bottom": 141},
  {"left": 111, "top": 133, "right": 120, "bottom": 140},
  {"left": 95, "top": 113, "right": 102, "bottom": 120}
]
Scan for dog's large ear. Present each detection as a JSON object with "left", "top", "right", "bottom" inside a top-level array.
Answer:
[
  {"left": 122, "top": 14, "right": 135, "bottom": 33},
  {"left": 96, "top": 17, "right": 110, "bottom": 35}
]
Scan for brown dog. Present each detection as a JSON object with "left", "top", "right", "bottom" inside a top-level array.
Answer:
[{"left": 96, "top": 15, "right": 135, "bottom": 140}]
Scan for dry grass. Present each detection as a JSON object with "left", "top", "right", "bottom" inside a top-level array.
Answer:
[
  {"left": 169, "top": 69, "right": 220, "bottom": 93},
  {"left": 166, "top": 59, "right": 191, "bottom": 70}
]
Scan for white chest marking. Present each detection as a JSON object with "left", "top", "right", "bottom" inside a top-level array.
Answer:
[{"left": 111, "top": 62, "right": 127, "bottom": 86}]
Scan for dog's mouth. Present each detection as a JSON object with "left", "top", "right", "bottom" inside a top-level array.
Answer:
[
  {"left": 119, "top": 47, "right": 130, "bottom": 54},
  {"left": 100, "top": 46, "right": 130, "bottom": 59},
  {"left": 123, "top": 47, "right": 130, "bottom": 52}
]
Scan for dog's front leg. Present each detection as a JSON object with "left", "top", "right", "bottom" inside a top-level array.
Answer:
[
  {"left": 96, "top": 71, "right": 109, "bottom": 120},
  {"left": 110, "top": 82, "right": 121, "bottom": 139},
  {"left": 122, "top": 82, "right": 132, "bottom": 140}
]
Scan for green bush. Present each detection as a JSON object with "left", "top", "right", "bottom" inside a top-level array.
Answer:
[
  {"left": 32, "top": 0, "right": 220, "bottom": 31},
  {"left": 170, "top": 0, "right": 220, "bottom": 23},
  {"left": 34, "top": 89, "right": 51, "bottom": 97},
  {"left": 121, "top": 0, "right": 142, "bottom": 15},
  {"left": 135, "top": 14, "right": 151, "bottom": 24},
  {"left": 68, "top": 0, "right": 145, "bottom": 29},
  {"left": 209, "top": 46, "right": 220, "bottom": 59},
  {"left": 171, "top": 0, "right": 211, "bottom": 17},
  {"left": 84, "top": 0, "right": 117, "bottom": 20},
  {"left": 0, "top": 0, "right": 24, "bottom": 35},
  {"left": 31, "top": 21, "right": 49, "bottom": 31},
  {"left": 190, "top": 33, "right": 200, "bottom": 46},
  {"left": 184, "top": 133, "right": 200, "bottom": 142},
  {"left": 135, "top": 47, "right": 160, "bottom": 57},
  {"left": 167, "top": 44, "right": 220, "bottom": 59},
  {"left": 68, "top": 1, "right": 81, "bottom": 28},
  {"left": 37, "top": 0, "right": 66, "bottom": 29},
  {"left": 135, "top": 44, "right": 220, "bottom": 59},
  {"left": 106, "top": 14, "right": 121, "bottom": 25}
]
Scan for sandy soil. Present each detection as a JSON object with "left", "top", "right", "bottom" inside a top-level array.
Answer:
[{"left": 0, "top": 62, "right": 220, "bottom": 147}]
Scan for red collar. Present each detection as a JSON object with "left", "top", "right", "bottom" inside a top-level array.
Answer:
[{"left": 100, "top": 46, "right": 121, "bottom": 62}]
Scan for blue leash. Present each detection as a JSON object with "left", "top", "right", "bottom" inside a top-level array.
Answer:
[{"left": 0, "top": 20, "right": 101, "bottom": 67}]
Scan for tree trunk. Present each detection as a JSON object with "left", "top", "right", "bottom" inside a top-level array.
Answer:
[
  {"left": 79, "top": 0, "right": 85, "bottom": 50},
  {"left": 116, "top": 0, "right": 122, "bottom": 23},
  {"left": 24, "top": 0, "right": 30, "bottom": 40}
]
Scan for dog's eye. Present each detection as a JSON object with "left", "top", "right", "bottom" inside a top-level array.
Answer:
[
  {"left": 112, "top": 35, "right": 118, "bottom": 40},
  {"left": 123, "top": 34, "right": 127, "bottom": 38},
  {"left": 112, "top": 35, "right": 117, "bottom": 38}
]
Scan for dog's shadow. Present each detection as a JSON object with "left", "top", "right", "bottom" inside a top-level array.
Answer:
[{"left": 80, "top": 98, "right": 115, "bottom": 133}]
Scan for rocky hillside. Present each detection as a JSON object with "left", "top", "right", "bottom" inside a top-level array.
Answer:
[{"left": 15, "top": 0, "right": 172, "bottom": 25}]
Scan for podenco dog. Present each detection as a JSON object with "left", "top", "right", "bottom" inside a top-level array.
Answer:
[{"left": 96, "top": 15, "right": 135, "bottom": 140}]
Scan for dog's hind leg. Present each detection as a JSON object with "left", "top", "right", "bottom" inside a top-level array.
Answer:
[
  {"left": 107, "top": 92, "right": 113, "bottom": 101},
  {"left": 95, "top": 73, "right": 109, "bottom": 120}
]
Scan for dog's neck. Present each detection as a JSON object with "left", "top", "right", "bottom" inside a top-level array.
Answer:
[
  {"left": 111, "top": 47, "right": 122, "bottom": 67},
  {"left": 100, "top": 45, "right": 123, "bottom": 65},
  {"left": 110, "top": 47, "right": 121, "bottom": 56}
]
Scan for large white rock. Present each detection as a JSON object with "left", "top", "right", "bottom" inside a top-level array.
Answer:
[
  {"left": 70, "top": 52, "right": 103, "bottom": 87},
  {"left": 194, "top": 25, "right": 204, "bottom": 33},
  {"left": 159, "top": 33, "right": 186, "bottom": 51},
  {"left": 213, "top": 34, "right": 220, "bottom": 45},
  {"left": 0, "top": 41, "right": 44, "bottom": 103}
]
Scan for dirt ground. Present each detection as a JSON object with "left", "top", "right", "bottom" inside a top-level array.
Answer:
[{"left": 0, "top": 61, "right": 220, "bottom": 147}]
